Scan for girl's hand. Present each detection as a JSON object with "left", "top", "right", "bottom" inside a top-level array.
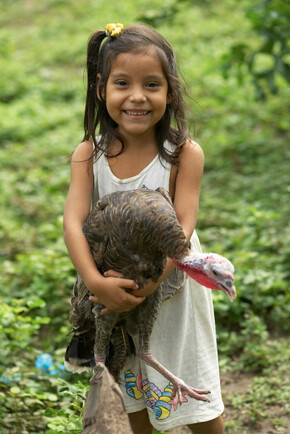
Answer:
[
  {"left": 88, "top": 270, "right": 145, "bottom": 315},
  {"left": 98, "top": 270, "right": 160, "bottom": 298},
  {"left": 133, "top": 279, "right": 160, "bottom": 297}
]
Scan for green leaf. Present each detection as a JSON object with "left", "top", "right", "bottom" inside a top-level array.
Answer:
[{"left": 27, "top": 299, "right": 46, "bottom": 309}]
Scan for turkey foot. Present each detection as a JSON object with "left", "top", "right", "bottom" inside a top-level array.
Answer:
[
  {"left": 171, "top": 377, "right": 210, "bottom": 403},
  {"left": 140, "top": 351, "right": 210, "bottom": 404}
]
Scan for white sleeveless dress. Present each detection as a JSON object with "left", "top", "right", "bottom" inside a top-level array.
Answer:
[{"left": 92, "top": 141, "right": 224, "bottom": 431}]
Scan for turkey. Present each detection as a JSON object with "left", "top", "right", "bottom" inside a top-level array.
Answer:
[{"left": 65, "top": 187, "right": 236, "bottom": 404}]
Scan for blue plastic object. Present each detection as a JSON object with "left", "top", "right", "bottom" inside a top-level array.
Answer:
[{"left": 35, "top": 354, "right": 66, "bottom": 376}]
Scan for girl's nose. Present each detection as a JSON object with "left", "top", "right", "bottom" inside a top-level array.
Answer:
[{"left": 129, "top": 87, "right": 146, "bottom": 103}]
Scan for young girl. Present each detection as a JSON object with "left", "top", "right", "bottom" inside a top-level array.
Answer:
[{"left": 64, "top": 23, "right": 225, "bottom": 434}]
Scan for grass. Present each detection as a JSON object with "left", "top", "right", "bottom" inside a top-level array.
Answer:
[{"left": 0, "top": 0, "right": 289, "bottom": 432}]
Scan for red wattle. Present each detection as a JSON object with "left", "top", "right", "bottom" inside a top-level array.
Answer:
[{"left": 185, "top": 269, "right": 220, "bottom": 290}]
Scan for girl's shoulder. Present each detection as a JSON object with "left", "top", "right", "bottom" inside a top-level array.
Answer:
[
  {"left": 71, "top": 140, "right": 94, "bottom": 162},
  {"left": 169, "top": 139, "right": 203, "bottom": 199},
  {"left": 179, "top": 139, "right": 204, "bottom": 168}
]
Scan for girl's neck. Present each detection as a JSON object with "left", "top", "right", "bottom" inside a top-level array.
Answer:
[
  {"left": 107, "top": 131, "right": 158, "bottom": 155},
  {"left": 106, "top": 134, "right": 159, "bottom": 180}
]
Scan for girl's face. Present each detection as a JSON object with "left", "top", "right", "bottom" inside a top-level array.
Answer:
[{"left": 103, "top": 50, "right": 170, "bottom": 142}]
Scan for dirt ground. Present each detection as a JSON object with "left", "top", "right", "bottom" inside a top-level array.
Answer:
[
  {"left": 169, "top": 371, "right": 290, "bottom": 434},
  {"left": 168, "top": 370, "right": 247, "bottom": 433}
]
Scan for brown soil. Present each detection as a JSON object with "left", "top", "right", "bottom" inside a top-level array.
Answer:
[{"left": 169, "top": 371, "right": 290, "bottom": 434}]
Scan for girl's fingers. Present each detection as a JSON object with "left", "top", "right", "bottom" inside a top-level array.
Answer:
[
  {"left": 89, "top": 296, "right": 99, "bottom": 303},
  {"left": 104, "top": 271, "right": 139, "bottom": 290},
  {"left": 100, "top": 307, "right": 110, "bottom": 315},
  {"left": 99, "top": 294, "right": 146, "bottom": 315},
  {"left": 104, "top": 270, "right": 123, "bottom": 278},
  {"left": 126, "top": 294, "right": 145, "bottom": 306},
  {"left": 123, "top": 280, "right": 139, "bottom": 290}
]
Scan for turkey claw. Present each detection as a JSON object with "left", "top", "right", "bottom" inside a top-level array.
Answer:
[{"left": 171, "top": 380, "right": 211, "bottom": 404}]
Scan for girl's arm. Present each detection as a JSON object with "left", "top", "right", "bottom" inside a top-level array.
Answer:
[
  {"left": 102, "top": 140, "right": 204, "bottom": 302},
  {"left": 173, "top": 139, "right": 204, "bottom": 240},
  {"left": 63, "top": 141, "right": 145, "bottom": 313}
]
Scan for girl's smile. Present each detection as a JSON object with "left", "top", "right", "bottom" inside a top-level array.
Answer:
[
  {"left": 123, "top": 111, "right": 149, "bottom": 117},
  {"left": 104, "top": 50, "right": 170, "bottom": 141}
]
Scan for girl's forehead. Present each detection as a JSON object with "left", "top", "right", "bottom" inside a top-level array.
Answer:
[{"left": 110, "top": 49, "right": 165, "bottom": 75}]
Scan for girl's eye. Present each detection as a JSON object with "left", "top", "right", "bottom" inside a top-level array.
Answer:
[
  {"left": 116, "top": 80, "right": 128, "bottom": 87},
  {"left": 146, "top": 82, "right": 160, "bottom": 88}
]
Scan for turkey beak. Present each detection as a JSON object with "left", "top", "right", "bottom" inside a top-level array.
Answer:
[{"left": 219, "top": 281, "right": 237, "bottom": 302}]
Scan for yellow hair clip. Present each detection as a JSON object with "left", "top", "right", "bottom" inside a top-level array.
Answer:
[{"left": 105, "top": 23, "right": 124, "bottom": 37}]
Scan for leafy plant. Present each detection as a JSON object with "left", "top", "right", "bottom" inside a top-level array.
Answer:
[
  {"left": 44, "top": 379, "right": 89, "bottom": 433},
  {"left": 221, "top": 0, "right": 290, "bottom": 99},
  {"left": 0, "top": 298, "right": 50, "bottom": 366}
]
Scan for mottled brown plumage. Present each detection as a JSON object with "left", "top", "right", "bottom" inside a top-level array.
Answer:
[
  {"left": 65, "top": 188, "right": 188, "bottom": 376},
  {"left": 65, "top": 187, "right": 235, "bottom": 404},
  {"left": 83, "top": 187, "right": 189, "bottom": 287}
]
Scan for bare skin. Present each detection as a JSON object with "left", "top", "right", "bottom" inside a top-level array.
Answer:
[
  {"left": 188, "top": 416, "right": 225, "bottom": 434},
  {"left": 128, "top": 409, "right": 224, "bottom": 434}
]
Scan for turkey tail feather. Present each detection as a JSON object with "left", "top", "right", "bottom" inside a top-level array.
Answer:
[{"left": 105, "top": 325, "right": 136, "bottom": 380}]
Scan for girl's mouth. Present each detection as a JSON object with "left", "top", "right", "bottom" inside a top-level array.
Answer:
[{"left": 124, "top": 110, "right": 150, "bottom": 116}]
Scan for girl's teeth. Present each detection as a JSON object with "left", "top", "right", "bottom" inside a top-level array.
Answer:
[{"left": 126, "top": 111, "right": 148, "bottom": 116}]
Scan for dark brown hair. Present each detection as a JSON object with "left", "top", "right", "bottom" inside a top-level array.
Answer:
[{"left": 83, "top": 23, "right": 188, "bottom": 164}]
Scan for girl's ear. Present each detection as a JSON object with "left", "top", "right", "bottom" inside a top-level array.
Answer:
[
  {"left": 167, "top": 93, "right": 172, "bottom": 104},
  {"left": 96, "top": 73, "right": 105, "bottom": 101}
]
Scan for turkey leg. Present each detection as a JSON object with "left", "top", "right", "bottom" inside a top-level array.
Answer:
[
  {"left": 140, "top": 351, "right": 210, "bottom": 404},
  {"left": 137, "top": 289, "right": 210, "bottom": 404}
]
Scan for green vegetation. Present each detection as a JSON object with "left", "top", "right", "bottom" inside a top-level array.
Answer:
[{"left": 0, "top": 0, "right": 289, "bottom": 432}]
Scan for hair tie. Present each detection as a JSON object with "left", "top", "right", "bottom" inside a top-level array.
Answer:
[{"left": 105, "top": 23, "right": 124, "bottom": 37}]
